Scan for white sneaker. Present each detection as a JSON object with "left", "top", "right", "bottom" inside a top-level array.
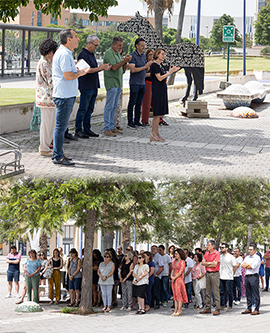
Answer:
[
  {"left": 127, "top": 307, "right": 132, "bottom": 311},
  {"left": 234, "top": 300, "right": 240, "bottom": 305},
  {"left": 5, "top": 294, "right": 12, "bottom": 298},
  {"left": 119, "top": 307, "right": 125, "bottom": 310},
  {"left": 16, "top": 294, "right": 21, "bottom": 298}
]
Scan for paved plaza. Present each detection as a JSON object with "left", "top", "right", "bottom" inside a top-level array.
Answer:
[
  {"left": 0, "top": 257, "right": 269, "bottom": 333},
  {"left": 1, "top": 89, "right": 270, "bottom": 179}
]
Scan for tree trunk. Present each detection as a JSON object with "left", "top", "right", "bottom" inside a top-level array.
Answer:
[
  {"left": 200, "top": 235, "right": 204, "bottom": 249},
  {"left": 246, "top": 223, "right": 253, "bottom": 255},
  {"left": 39, "top": 231, "right": 47, "bottom": 253},
  {"left": 167, "top": 0, "right": 187, "bottom": 85},
  {"left": 79, "top": 209, "right": 96, "bottom": 313},
  {"left": 103, "top": 232, "right": 114, "bottom": 250},
  {"left": 215, "top": 231, "right": 223, "bottom": 250},
  {"left": 154, "top": 0, "right": 163, "bottom": 41},
  {"left": 122, "top": 223, "right": 131, "bottom": 253}
]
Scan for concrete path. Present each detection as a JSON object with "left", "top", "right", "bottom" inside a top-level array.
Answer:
[{"left": 1, "top": 91, "right": 270, "bottom": 179}]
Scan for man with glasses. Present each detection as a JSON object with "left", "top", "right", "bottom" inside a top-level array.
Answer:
[
  {"left": 219, "top": 243, "right": 237, "bottom": 312},
  {"left": 241, "top": 242, "right": 261, "bottom": 315},
  {"left": 151, "top": 245, "right": 164, "bottom": 309},
  {"left": 200, "top": 240, "right": 221, "bottom": 315},
  {"left": 75, "top": 35, "right": 111, "bottom": 139},
  {"left": 233, "top": 248, "right": 243, "bottom": 305}
]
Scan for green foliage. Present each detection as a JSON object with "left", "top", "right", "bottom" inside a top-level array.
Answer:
[
  {"left": 68, "top": 13, "right": 85, "bottom": 30},
  {"left": 210, "top": 14, "right": 241, "bottom": 51},
  {"left": 190, "top": 36, "right": 210, "bottom": 51},
  {"left": 255, "top": 2, "right": 270, "bottom": 45},
  {"left": 61, "top": 306, "right": 79, "bottom": 313},
  {"left": 0, "top": 0, "right": 118, "bottom": 23},
  {"left": 235, "top": 34, "right": 253, "bottom": 48},
  {"left": 96, "top": 30, "right": 135, "bottom": 56},
  {"left": 163, "top": 27, "right": 177, "bottom": 45},
  {"left": 261, "top": 46, "right": 270, "bottom": 54}
]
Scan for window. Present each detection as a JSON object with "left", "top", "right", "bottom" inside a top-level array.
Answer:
[
  {"left": 82, "top": 19, "right": 89, "bottom": 26},
  {"left": 37, "top": 10, "right": 42, "bottom": 27},
  {"left": 65, "top": 18, "right": 69, "bottom": 25},
  {"left": 50, "top": 15, "right": 58, "bottom": 25}
]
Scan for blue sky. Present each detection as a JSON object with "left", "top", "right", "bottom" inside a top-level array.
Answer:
[{"left": 108, "top": 0, "right": 257, "bottom": 17}]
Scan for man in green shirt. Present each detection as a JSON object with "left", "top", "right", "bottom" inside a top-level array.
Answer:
[{"left": 103, "top": 36, "right": 132, "bottom": 137}]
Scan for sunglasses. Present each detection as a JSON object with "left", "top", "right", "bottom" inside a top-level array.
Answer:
[
  {"left": 104, "top": 255, "right": 110, "bottom": 258},
  {"left": 126, "top": 249, "right": 131, "bottom": 251},
  {"left": 220, "top": 246, "right": 225, "bottom": 249},
  {"left": 138, "top": 256, "right": 142, "bottom": 259}
]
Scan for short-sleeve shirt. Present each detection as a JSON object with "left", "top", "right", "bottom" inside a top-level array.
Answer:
[
  {"left": 203, "top": 249, "right": 220, "bottom": 272},
  {"left": 78, "top": 48, "right": 100, "bottom": 91},
  {"left": 7, "top": 252, "right": 21, "bottom": 272},
  {"left": 103, "top": 47, "right": 123, "bottom": 90},
  {"left": 36, "top": 56, "right": 55, "bottom": 107},
  {"left": 148, "top": 260, "right": 155, "bottom": 284},
  {"left": 25, "top": 258, "right": 41, "bottom": 276},
  {"left": 220, "top": 253, "right": 236, "bottom": 280},
  {"left": 133, "top": 264, "right": 149, "bottom": 286},
  {"left": 98, "top": 261, "right": 114, "bottom": 285},
  {"left": 264, "top": 250, "right": 270, "bottom": 268},
  {"left": 152, "top": 253, "right": 164, "bottom": 279},
  {"left": 184, "top": 257, "right": 194, "bottom": 283},
  {"left": 161, "top": 253, "right": 171, "bottom": 277},
  {"left": 129, "top": 50, "right": 147, "bottom": 85},
  {"left": 192, "top": 263, "right": 206, "bottom": 280},
  {"left": 52, "top": 44, "right": 78, "bottom": 98},
  {"left": 234, "top": 256, "right": 243, "bottom": 277}
]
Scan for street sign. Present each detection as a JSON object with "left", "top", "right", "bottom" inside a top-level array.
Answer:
[{"left": 223, "top": 25, "right": 235, "bottom": 43}]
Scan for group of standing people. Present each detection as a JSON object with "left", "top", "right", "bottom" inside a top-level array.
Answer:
[{"left": 35, "top": 29, "right": 180, "bottom": 167}]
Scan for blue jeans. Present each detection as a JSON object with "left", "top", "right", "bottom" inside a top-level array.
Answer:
[
  {"left": 220, "top": 279, "right": 234, "bottom": 308},
  {"left": 233, "top": 276, "right": 242, "bottom": 301},
  {"left": 75, "top": 89, "right": 97, "bottom": 133},
  {"left": 103, "top": 87, "right": 122, "bottom": 132},
  {"left": 153, "top": 277, "right": 162, "bottom": 305},
  {"left": 185, "top": 282, "right": 192, "bottom": 304},
  {"left": 265, "top": 267, "right": 270, "bottom": 290},
  {"left": 161, "top": 276, "right": 169, "bottom": 303},
  {"left": 53, "top": 97, "right": 76, "bottom": 160},
  {"left": 127, "top": 84, "right": 146, "bottom": 125}
]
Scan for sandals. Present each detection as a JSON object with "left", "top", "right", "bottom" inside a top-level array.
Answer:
[
  {"left": 159, "top": 120, "right": 169, "bottom": 126},
  {"left": 74, "top": 302, "right": 79, "bottom": 307},
  {"left": 139, "top": 309, "right": 146, "bottom": 315},
  {"left": 150, "top": 134, "right": 165, "bottom": 142},
  {"left": 67, "top": 303, "right": 74, "bottom": 307},
  {"left": 101, "top": 306, "right": 107, "bottom": 312}
]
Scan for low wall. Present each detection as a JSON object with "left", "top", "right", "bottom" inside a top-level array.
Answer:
[{"left": 0, "top": 73, "right": 260, "bottom": 135}]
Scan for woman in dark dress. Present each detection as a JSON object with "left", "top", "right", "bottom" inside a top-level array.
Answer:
[
  {"left": 92, "top": 249, "right": 103, "bottom": 306},
  {"left": 150, "top": 48, "right": 180, "bottom": 142}
]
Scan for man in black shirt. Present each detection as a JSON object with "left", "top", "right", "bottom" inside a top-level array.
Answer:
[{"left": 75, "top": 35, "right": 111, "bottom": 138}]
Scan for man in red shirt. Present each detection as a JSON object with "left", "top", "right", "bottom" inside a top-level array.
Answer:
[
  {"left": 263, "top": 245, "right": 270, "bottom": 292},
  {"left": 200, "top": 240, "right": 221, "bottom": 315}
]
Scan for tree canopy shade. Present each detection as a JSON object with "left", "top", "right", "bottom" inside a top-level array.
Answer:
[
  {"left": 254, "top": 2, "right": 270, "bottom": 46},
  {"left": 0, "top": 0, "right": 118, "bottom": 23}
]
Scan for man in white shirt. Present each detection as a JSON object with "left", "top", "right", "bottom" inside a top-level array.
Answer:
[
  {"left": 233, "top": 248, "right": 243, "bottom": 305},
  {"left": 151, "top": 245, "right": 164, "bottom": 309},
  {"left": 241, "top": 243, "right": 261, "bottom": 315},
  {"left": 219, "top": 243, "right": 237, "bottom": 311},
  {"left": 184, "top": 249, "right": 194, "bottom": 307},
  {"left": 158, "top": 245, "right": 172, "bottom": 307}
]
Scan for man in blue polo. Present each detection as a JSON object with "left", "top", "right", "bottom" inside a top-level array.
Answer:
[
  {"left": 127, "top": 38, "right": 152, "bottom": 129},
  {"left": 52, "top": 29, "right": 89, "bottom": 166},
  {"left": 75, "top": 35, "right": 111, "bottom": 139}
]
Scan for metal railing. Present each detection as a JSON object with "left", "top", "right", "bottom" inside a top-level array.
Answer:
[{"left": 0, "top": 136, "right": 25, "bottom": 179}]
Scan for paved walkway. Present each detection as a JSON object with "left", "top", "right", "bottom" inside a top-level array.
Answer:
[
  {"left": 0, "top": 256, "right": 269, "bottom": 333},
  {"left": 1, "top": 91, "right": 270, "bottom": 179}
]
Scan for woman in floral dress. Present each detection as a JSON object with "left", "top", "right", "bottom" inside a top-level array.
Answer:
[{"left": 171, "top": 248, "right": 188, "bottom": 316}]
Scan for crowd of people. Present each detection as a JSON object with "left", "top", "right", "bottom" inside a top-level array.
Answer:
[
  {"left": 33, "top": 28, "right": 180, "bottom": 166},
  {"left": 5, "top": 242, "right": 270, "bottom": 316}
]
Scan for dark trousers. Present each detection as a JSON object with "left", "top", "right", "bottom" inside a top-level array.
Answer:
[
  {"left": 75, "top": 89, "right": 98, "bottom": 133},
  {"left": 127, "top": 84, "right": 146, "bottom": 125},
  {"left": 161, "top": 276, "right": 169, "bottom": 303},
  {"left": 245, "top": 274, "right": 260, "bottom": 312},
  {"left": 153, "top": 276, "right": 162, "bottom": 305},
  {"left": 265, "top": 267, "right": 270, "bottom": 290},
  {"left": 233, "top": 276, "right": 242, "bottom": 301},
  {"left": 146, "top": 278, "right": 154, "bottom": 306},
  {"left": 185, "top": 282, "right": 192, "bottom": 304},
  {"left": 220, "top": 279, "right": 234, "bottom": 308}
]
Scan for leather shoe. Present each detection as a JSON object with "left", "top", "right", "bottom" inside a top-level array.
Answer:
[
  {"left": 213, "top": 310, "right": 220, "bottom": 316},
  {"left": 241, "top": 309, "right": 252, "bottom": 314},
  {"left": 251, "top": 310, "right": 260, "bottom": 315},
  {"left": 65, "top": 132, "right": 78, "bottom": 141},
  {"left": 75, "top": 131, "right": 89, "bottom": 139},
  {"left": 199, "top": 309, "right": 211, "bottom": 314},
  {"left": 262, "top": 288, "right": 268, "bottom": 292},
  {"left": 53, "top": 158, "right": 75, "bottom": 166},
  {"left": 84, "top": 130, "right": 99, "bottom": 137}
]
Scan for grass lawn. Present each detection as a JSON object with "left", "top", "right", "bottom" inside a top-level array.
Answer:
[
  {"left": 205, "top": 56, "right": 270, "bottom": 72},
  {"left": 0, "top": 88, "right": 36, "bottom": 106}
]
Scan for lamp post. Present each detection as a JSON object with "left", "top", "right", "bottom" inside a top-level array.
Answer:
[
  {"left": 243, "top": 0, "right": 246, "bottom": 75},
  {"left": 196, "top": 0, "right": 201, "bottom": 46}
]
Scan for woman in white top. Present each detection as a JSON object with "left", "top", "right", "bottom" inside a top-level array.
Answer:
[{"left": 133, "top": 253, "right": 149, "bottom": 314}]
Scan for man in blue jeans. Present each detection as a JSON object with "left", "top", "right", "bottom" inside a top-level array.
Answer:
[
  {"left": 75, "top": 35, "right": 111, "bottom": 139},
  {"left": 103, "top": 37, "right": 132, "bottom": 137},
  {"left": 159, "top": 245, "right": 172, "bottom": 307},
  {"left": 233, "top": 248, "right": 243, "bottom": 304},
  {"left": 127, "top": 38, "right": 152, "bottom": 129},
  {"left": 52, "top": 29, "right": 90, "bottom": 166},
  {"left": 151, "top": 245, "right": 164, "bottom": 309},
  {"left": 184, "top": 249, "right": 194, "bottom": 308}
]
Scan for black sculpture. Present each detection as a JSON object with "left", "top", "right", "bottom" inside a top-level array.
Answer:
[{"left": 118, "top": 12, "right": 205, "bottom": 102}]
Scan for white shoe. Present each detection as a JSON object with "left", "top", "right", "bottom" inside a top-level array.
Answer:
[
  {"left": 5, "top": 294, "right": 12, "bottom": 298},
  {"left": 234, "top": 300, "right": 240, "bottom": 305},
  {"left": 16, "top": 294, "right": 21, "bottom": 298},
  {"left": 119, "top": 307, "right": 125, "bottom": 310},
  {"left": 127, "top": 307, "right": 132, "bottom": 311}
]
